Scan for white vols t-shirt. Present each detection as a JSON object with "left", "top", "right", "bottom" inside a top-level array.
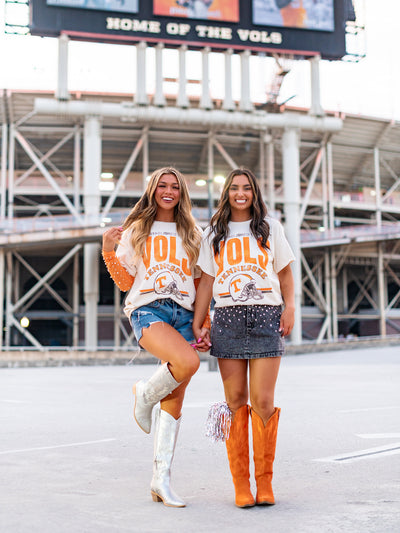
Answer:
[
  {"left": 198, "top": 217, "right": 295, "bottom": 308},
  {"left": 116, "top": 221, "right": 200, "bottom": 318}
]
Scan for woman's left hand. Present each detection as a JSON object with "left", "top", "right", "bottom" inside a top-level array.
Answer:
[
  {"left": 191, "top": 327, "right": 212, "bottom": 352},
  {"left": 279, "top": 306, "right": 295, "bottom": 337},
  {"left": 277, "top": 264, "right": 295, "bottom": 337}
]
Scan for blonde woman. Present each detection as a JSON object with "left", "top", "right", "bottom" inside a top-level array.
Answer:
[{"left": 102, "top": 167, "right": 210, "bottom": 508}]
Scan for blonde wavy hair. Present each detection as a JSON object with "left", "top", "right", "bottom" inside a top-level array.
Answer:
[{"left": 122, "top": 167, "right": 201, "bottom": 267}]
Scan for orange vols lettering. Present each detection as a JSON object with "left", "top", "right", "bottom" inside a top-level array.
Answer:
[
  {"left": 181, "top": 258, "right": 192, "bottom": 276},
  {"left": 214, "top": 241, "right": 225, "bottom": 276},
  {"left": 143, "top": 236, "right": 152, "bottom": 270},
  {"left": 243, "top": 237, "right": 257, "bottom": 264},
  {"left": 227, "top": 238, "right": 242, "bottom": 266},
  {"left": 216, "top": 237, "right": 269, "bottom": 274},
  {"left": 169, "top": 237, "right": 180, "bottom": 266},
  {"left": 154, "top": 235, "right": 168, "bottom": 262},
  {"left": 142, "top": 235, "right": 192, "bottom": 274}
]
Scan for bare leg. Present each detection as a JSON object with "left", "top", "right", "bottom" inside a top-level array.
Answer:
[
  {"left": 217, "top": 358, "right": 249, "bottom": 414},
  {"left": 133, "top": 322, "right": 199, "bottom": 433},
  {"left": 140, "top": 322, "right": 200, "bottom": 383},
  {"left": 160, "top": 379, "right": 189, "bottom": 420},
  {"left": 249, "top": 357, "right": 281, "bottom": 425}
]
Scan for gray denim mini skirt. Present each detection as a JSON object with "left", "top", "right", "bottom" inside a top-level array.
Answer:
[{"left": 210, "top": 304, "right": 284, "bottom": 359}]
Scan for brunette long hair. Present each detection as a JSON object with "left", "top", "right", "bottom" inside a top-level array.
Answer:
[
  {"left": 210, "top": 168, "right": 270, "bottom": 255},
  {"left": 122, "top": 167, "right": 201, "bottom": 267}
]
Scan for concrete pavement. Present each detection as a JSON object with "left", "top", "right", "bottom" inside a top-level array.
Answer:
[{"left": 0, "top": 346, "right": 399, "bottom": 532}]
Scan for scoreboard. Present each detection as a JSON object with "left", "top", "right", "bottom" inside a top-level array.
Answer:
[{"left": 30, "top": 0, "right": 351, "bottom": 59}]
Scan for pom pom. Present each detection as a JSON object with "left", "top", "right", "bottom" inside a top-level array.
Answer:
[{"left": 205, "top": 401, "right": 232, "bottom": 443}]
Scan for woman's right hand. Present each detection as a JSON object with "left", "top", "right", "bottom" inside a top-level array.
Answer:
[{"left": 102, "top": 226, "right": 123, "bottom": 252}]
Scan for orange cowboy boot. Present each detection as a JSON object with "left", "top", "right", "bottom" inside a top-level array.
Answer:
[
  {"left": 251, "top": 407, "right": 281, "bottom": 505},
  {"left": 225, "top": 404, "right": 255, "bottom": 508}
]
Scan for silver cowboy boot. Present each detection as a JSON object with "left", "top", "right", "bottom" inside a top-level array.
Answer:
[
  {"left": 133, "top": 363, "right": 180, "bottom": 434},
  {"left": 150, "top": 408, "right": 185, "bottom": 508}
]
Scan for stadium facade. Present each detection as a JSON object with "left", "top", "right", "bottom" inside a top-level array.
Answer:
[{"left": 1, "top": 4, "right": 400, "bottom": 353}]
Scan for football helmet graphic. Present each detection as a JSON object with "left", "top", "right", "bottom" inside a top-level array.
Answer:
[
  {"left": 154, "top": 271, "right": 183, "bottom": 300},
  {"left": 229, "top": 274, "right": 263, "bottom": 302}
]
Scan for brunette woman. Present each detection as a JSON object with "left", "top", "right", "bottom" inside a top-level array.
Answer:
[{"left": 193, "top": 168, "right": 295, "bottom": 508}]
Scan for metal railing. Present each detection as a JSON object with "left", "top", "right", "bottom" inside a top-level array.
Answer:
[
  {"left": 0, "top": 210, "right": 128, "bottom": 235},
  {"left": 301, "top": 222, "right": 400, "bottom": 245}
]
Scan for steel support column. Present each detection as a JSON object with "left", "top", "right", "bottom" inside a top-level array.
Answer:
[
  {"left": 200, "top": 47, "right": 212, "bottom": 110},
  {"left": 259, "top": 133, "right": 265, "bottom": 197},
  {"left": 342, "top": 266, "right": 348, "bottom": 313},
  {"left": 1, "top": 123, "right": 7, "bottom": 220},
  {"left": 5, "top": 252, "right": 12, "bottom": 348},
  {"left": 330, "top": 250, "right": 338, "bottom": 340},
  {"left": 309, "top": 55, "right": 324, "bottom": 117},
  {"left": 282, "top": 128, "right": 302, "bottom": 344},
  {"left": 135, "top": 42, "right": 149, "bottom": 105},
  {"left": 154, "top": 43, "right": 166, "bottom": 107},
  {"left": 374, "top": 147, "right": 382, "bottom": 229},
  {"left": 327, "top": 142, "right": 334, "bottom": 230},
  {"left": 377, "top": 242, "right": 386, "bottom": 336},
  {"left": 83, "top": 116, "right": 101, "bottom": 350},
  {"left": 177, "top": 45, "right": 189, "bottom": 108},
  {"left": 56, "top": 34, "right": 70, "bottom": 101},
  {"left": 7, "top": 124, "right": 14, "bottom": 221},
  {"left": 74, "top": 127, "right": 81, "bottom": 211},
  {"left": 222, "top": 49, "right": 235, "bottom": 111},
  {"left": 0, "top": 249, "right": 4, "bottom": 350},
  {"left": 73, "top": 252, "right": 79, "bottom": 348},
  {"left": 321, "top": 144, "right": 328, "bottom": 229},
  {"left": 142, "top": 127, "right": 149, "bottom": 192},
  {"left": 267, "top": 138, "right": 275, "bottom": 212},
  {"left": 239, "top": 50, "right": 252, "bottom": 112},
  {"left": 324, "top": 251, "right": 332, "bottom": 340}
]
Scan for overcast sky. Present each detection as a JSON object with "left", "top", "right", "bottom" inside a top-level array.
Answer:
[{"left": 1, "top": 0, "right": 399, "bottom": 120}]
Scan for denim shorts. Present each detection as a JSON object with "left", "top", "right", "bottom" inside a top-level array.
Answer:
[
  {"left": 210, "top": 304, "right": 284, "bottom": 359},
  {"left": 130, "top": 298, "right": 195, "bottom": 345}
]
